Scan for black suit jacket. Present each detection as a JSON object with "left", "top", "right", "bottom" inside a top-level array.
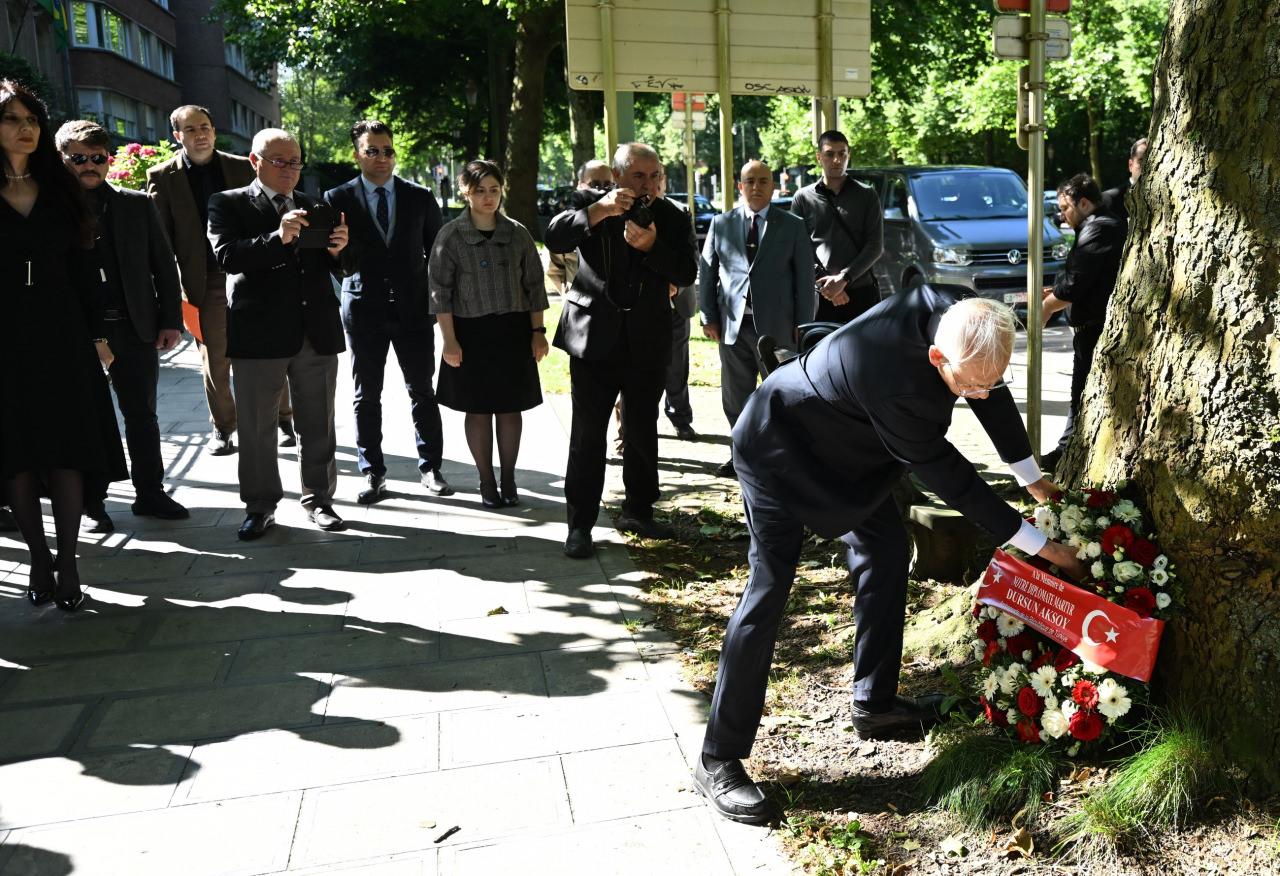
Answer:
[
  {"left": 1100, "top": 179, "right": 1131, "bottom": 224},
  {"left": 207, "top": 181, "right": 345, "bottom": 359},
  {"left": 97, "top": 186, "right": 182, "bottom": 342},
  {"left": 1052, "top": 211, "right": 1127, "bottom": 328},
  {"left": 324, "top": 175, "right": 442, "bottom": 332},
  {"left": 734, "top": 285, "right": 1031, "bottom": 542},
  {"left": 546, "top": 194, "right": 698, "bottom": 367}
]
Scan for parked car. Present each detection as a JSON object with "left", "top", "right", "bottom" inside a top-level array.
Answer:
[
  {"left": 536, "top": 187, "right": 556, "bottom": 215},
  {"left": 847, "top": 165, "right": 1070, "bottom": 307},
  {"left": 1044, "top": 189, "right": 1065, "bottom": 226},
  {"left": 665, "top": 192, "right": 719, "bottom": 241},
  {"left": 550, "top": 185, "right": 577, "bottom": 214},
  {"left": 770, "top": 195, "right": 795, "bottom": 212}
]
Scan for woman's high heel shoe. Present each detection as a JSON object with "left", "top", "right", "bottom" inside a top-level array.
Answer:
[
  {"left": 500, "top": 480, "right": 519, "bottom": 507},
  {"left": 479, "top": 482, "right": 503, "bottom": 509},
  {"left": 26, "top": 569, "right": 55, "bottom": 607},
  {"left": 55, "top": 591, "right": 86, "bottom": 612}
]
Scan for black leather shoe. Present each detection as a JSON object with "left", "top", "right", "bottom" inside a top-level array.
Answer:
[
  {"left": 209, "top": 431, "right": 236, "bottom": 456},
  {"left": 238, "top": 512, "right": 274, "bottom": 541},
  {"left": 132, "top": 491, "right": 190, "bottom": 520},
  {"left": 564, "top": 527, "right": 594, "bottom": 559},
  {"left": 673, "top": 424, "right": 698, "bottom": 441},
  {"left": 278, "top": 421, "right": 297, "bottom": 448},
  {"left": 55, "top": 590, "right": 86, "bottom": 612},
  {"left": 358, "top": 474, "right": 388, "bottom": 505},
  {"left": 850, "top": 694, "right": 948, "bottom": 741},
  {"left": 421, "top": 468, "right": 455, "bottom": 496},
  {"left": 308, "top": 505, "right": 346, "bottom": 531},
  {"left": 82, "top": 505, "right": 114, "bottom": 534},
  {"left": 26, "top": 567, "right": 55, "bottom": 607},
  {"left": 715, "top": 458, "right": 736, "bottom": 479},
  {"left": 1039, "top": 448, "right": 1063, "bottom": 474},
  {"left": 693, "top": 756, "right": 776, "bottom": 825},
  {"left": 500, "top": 479, "right": 519, "bottom": 507},
  {"left": 615, "top": 514, "right": 674, "bottom": 540},
  {"left": 0, "top": 505, "right": 18, "bottom": 532}
]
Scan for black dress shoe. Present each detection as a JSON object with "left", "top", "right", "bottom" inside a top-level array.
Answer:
[
  {"left": 358, "top": 474, "right": 388, "bottom": 505},
  {"left": 850, "top": 693, "right": 948, "bottom": 741},
  {"left": 1039, "top": 448, "right": 1063, "bottom": 473},
  {"left": 673, "top": 424, "right": 699, "bottom": 441},
  {"left": 132, "top": 491, "right": 190, "bottom": 520},
  {"left": 715, "top": 458, "right": 736, "bottom": 478},
  {"left": 26, "top": 567, "right": 55, "bottom": 607},
  {"left": 564, "top": 527, "right": 594, "bottom": 559},
  {"left": 209, "top": 431, "right": 236, "bottom": 456},
  {"left": 238, "top": 512, "right": 274, "bottom": 541},
  {"left": 55, "top": 590, "right": 87, "bottom": 612},
  {"left": 0, "top": 505, "right": 18, "bottom": 532},
  {"left": 278, "top": 421, "right": 297, "bottom": 448},
  {"left": 615, "top": 514, "right": 674, "bottom": 540},
  {"left": 500, "top": 479, "right": 519, "bottom": 507},
  {"left": 82, "top": 505, "right": 114, "bottom": 534},
  {"left": 308, "top": 505, "right": 346, "bottom": 531},
  {"left": 478, "top": 481, "right": 503, "bottom": 509},
  {"left": 421, "top": 469, "right": 455, "bottom": 497},
  {"left": 693, "top": 756, "right": 776, "bottom": 825}
]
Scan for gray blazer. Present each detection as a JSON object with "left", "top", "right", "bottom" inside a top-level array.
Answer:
[{"left": 698, "top": 205, "right": 816, "bottom": 347}]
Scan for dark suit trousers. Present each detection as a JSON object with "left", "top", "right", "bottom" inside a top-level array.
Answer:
[
  {"left": 1057, "top": 322, "right": 1103, "bottom": 452},
  {"left": 565, "top": 350, "right": 664, "bottom": 530},
  {"left": 702, "top": 468, "right": 911, "bottom": 760},
  {"left": 664, "top": 310, "right": 693, "bottom": 428},
  {"left": 199, "top": 272, "right": 292, "bottom": 433},
  {"left": 719, "top": 317, "right": 764, "bottom": 428},
  {"left": 814, "top": 279, "right": 880, "bottom": 324},
  {"left": 348, "top": 321, "right": 444, "bottom": 476},
  {"left": 87, "top": 320, "right": 162, "bottom": 505}
]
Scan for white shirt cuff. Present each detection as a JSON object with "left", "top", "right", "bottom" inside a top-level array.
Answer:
[
  {"left": 1006, "top": 519, "right": 1048, "bottom": 556},
  {"left": 1008, "top": 454, "right": 1043, "bottom": 487}
]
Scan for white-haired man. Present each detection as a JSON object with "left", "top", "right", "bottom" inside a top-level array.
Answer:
[
  {"left": 207, "top": 128, "right": 349, "bottom": 540},
  {"left": 693, "top": 286, "right": 1089, "bottom": 825}
]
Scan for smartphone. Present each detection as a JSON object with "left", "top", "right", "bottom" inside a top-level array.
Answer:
[{"left": 297, "top": 203, "right": 338, "bottom": 249}]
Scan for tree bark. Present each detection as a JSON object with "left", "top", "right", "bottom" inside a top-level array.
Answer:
[
  {"left": 503, "top": 1, "right": 559, "bottom": 239},
  {"left": 1062, "top": 0, "right": 1280, "bottom": 789},
  {"left": 568, "top": 83, "right": 596, "bottom": 170},
  {"left": 1086, "top": 99, "right": 1102, "bottom": 184}
]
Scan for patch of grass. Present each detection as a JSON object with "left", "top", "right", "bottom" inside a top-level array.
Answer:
[
  {"left": 919, "top": 722, "right": 1059, "bottom": 828},
  {"left": 1057, "top": 706, "right": 1229, "bottom": 851},
  {"left": 782, "top": 813, "right": 885, "bottom": 876}
]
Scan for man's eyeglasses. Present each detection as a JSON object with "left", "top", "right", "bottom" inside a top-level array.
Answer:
[
  {"left": 65, "top": 153, "right": 109, "bottom": 166},
  {"left": 255, "top": 153, "right": 305, "bottom": 171},
  {"left": 585, "top": 180, "right": 613, "bottom": 192},
  {"left": 361, "top": 147, "right": 395, "bottom": 159},
  {"left": 942, "top": 360, "right": 1013, "bottom": 398}
]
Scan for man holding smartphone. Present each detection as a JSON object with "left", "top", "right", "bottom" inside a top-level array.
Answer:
[{"left": 207, "top": 128, "right": 350, "bottom": 540}]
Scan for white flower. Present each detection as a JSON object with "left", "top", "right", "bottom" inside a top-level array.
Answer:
[
  {"left": 1156, "top": 591, "right": 1172, "bottom": 610},
  {"left": 1060, "top": 699, "right": 1078, "bottom": 720},
  {"left": 1114, "top": 585, "right": 1125, "bottom": 593},
  {"left": 999, "top": 664, "right": 1023, "bottom": 696},
  {"left": 1031, "top": 665, "right": 1058, "bottom": 697},
  {"left": 1040, "top": 708, "right": 1070, "bottom": 739},
  {"left": 1059, "top": 505, "right": 1086, "bottom": 535},
  {"left": 983, "top": 672, "right": 1000, "bottom": 699},
  {"left": 1081, "top": 657, "right": 1107, "bottom": 675},
  {"left": 1150, "top": 568, "right": 1169, "bottom": 586},
  {"left": 1033, "top": 506, "right": 1060, "bottom": 538},
  {"left": 1112, "top": 500, "right": 1141, "bottom": 524},
  {"left": 1067, "top": 743, "right": 1081, "bottom": 757},
  {"left": 996, "top": 613, "right": 1025, "bottom": 637},
  {"left": 1091, "top": 561, "right": 1107, "bottom": 579},
  {"left": 1095, "top": 516, "right": 1110, "bottom": 528},
  {"left": 986, "top": 606, "right": 1002, "bottom": 620},
  {"left": 1152, "top": 554, "right": 1168, "bottom": 570},
  {"left": 1096, "top": 678, "right": 1133, "bottom": 721},
  {"left": 1006, "top": 708, "right": 1019, "bottom": 726},
  {"left": 1043, "top": 693, "right": 1059, "bottom": 711},
  {"left": 972, "top": 640, "right": 986, "bottom": 659},
  {"left": 1113, "top": 561, "right": 1145, "bottom": 583},
  {"left": 1086, "top": 542, "right": 1102, "bottom": 559},
  {"left": 1113, "top": 550, "right": 1125, "bottom": 561}
]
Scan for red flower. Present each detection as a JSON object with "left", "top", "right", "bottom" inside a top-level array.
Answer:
[
  {"left": 1072, "top": 680, "right": 1100, "bottom": 709},
  {"left": 1016, "top": 719, "right": 1042, "bottom": 744},
  {"left": 971, "top": 602, "right": 982, "bottom": 618},
  {"left": 1054, "top": 649, "right": 1080, "bottom": 672},
  {"left": 1031, "top": 649, "right": 1056, "bottom": 671},
  {"left": 980, "top": 696, "right": 1009, "bottom": 727},
  {"left": 1005, "top": 632, "right": 1036, "bottom": 659},
  {"left": 1069, "top": 710, "right": 1104, "bottom": 742},
  {"left": 125, "top": 142, "right": 142, "bottom": 155},
  {"left": 1017, "top": 685, "right": 1043, "bottom": 717},
  {"left": 976, "top": 620, "right": 998, "bottom": 644},
  {"left": 1129, "top": 538, "right": 1159, "bottom": 567},
  {"left": 1085, "top": 489, "right": 1116, "bottom": 509},
  {"left": 1123, "top": 587, "right": 1157, "bottom": 617},
  {"left": 1051, "top": 491, "right": 1064, "bottom": 502},
  {"left": 982, "top": 640, "right": 1001, "bottom": 667},
  {"left": 1101, "top": 524, "right": 1135, "bottom": 555}
]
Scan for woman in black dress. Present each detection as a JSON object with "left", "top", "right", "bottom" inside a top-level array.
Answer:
[
  {"left": 429, "top": 160, "right": 548, "bottom": 508},
  {"left": 0, "top": 80, "right": 126, "bottom": 611}
]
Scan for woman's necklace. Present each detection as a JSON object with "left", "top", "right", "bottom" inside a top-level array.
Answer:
[{"left": 5, "top": 172, "right": 31, "bottom": 180}]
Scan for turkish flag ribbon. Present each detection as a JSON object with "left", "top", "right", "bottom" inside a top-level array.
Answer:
[{"left": 978, "top": 549, "right": 1165, "bottom": 683}]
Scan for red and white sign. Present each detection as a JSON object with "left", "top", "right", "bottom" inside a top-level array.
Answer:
[
  {"left": 671, "top": 92, "right": 707, "bottom": 113},
  {"left": 978, "top": 549, "right": 1164, "bottom": 682},
  {"left": 994, "top": 0, "right": 1070, "bottom": 11}
]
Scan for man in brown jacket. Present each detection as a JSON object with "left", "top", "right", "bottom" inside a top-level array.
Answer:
[{"left": 147, "top": 105, "right": 292, "bottom": 455}]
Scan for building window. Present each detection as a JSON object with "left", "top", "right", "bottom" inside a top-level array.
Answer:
[
  {"left": 225, "top": 41, "right": 272, "bottom": 91},
  {"left": 70, "top": 1, "right": 175, "bottom": 81},
  {"left": 77, "top": 88, "right": 159, "bottom": 142}
]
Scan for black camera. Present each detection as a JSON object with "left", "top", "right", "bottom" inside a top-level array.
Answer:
[{"left": 572, "top": 187, "right": 654, "bottom": 228}]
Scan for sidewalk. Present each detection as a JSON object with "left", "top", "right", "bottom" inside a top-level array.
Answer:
[{"left": 0, "top": 339, "right": 794, "bottom": 875}]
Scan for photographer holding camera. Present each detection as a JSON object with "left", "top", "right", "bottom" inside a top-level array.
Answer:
[
  {"left": 547, "top": 142, "right": 698, "bottom": 559},
  {"left": 207, "top": 128, "right": 349, "bottom": 541}
]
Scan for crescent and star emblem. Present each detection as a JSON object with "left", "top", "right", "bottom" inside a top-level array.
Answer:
[{"left": 1081, "top": 609, "right": 1120, "bottom": 647}]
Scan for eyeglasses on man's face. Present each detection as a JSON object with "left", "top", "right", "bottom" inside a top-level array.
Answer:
[
  {"left": 942, "top": 360, "right": 1013, "bottom": 398},
  {"left": 361, "top": 147, "right": 395, "bottom": 159},
  {"left": 585, "top": 179, "right": 613, "bottom": 192},
  {"left": 255, "top": 153, "right": 304, "bottom": 171},
  {"left": 65, "top": 153, "right": 109, "bottom": 166}
]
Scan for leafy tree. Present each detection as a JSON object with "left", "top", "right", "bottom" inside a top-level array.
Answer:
[{"left": 278, "top": 66, "right": 355, "bottom": 167}]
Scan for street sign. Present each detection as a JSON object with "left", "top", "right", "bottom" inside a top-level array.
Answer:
[
  {"left": 671, "top": 92, "right": 707, "bottom": 114},
  {"left": 993, "top": 15, "right": 1072, "bottom": 61},
  {"left": 994, "top": 0, "right": 1070, "bottom": 10},
  {"left": 566, "top": 0, "right": 872, "bottom": 97},
  {"left": 669, "top": 112, "right": 708, "bottom": 131}
]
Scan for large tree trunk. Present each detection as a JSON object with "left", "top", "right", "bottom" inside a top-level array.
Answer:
[
  {"left": 503, "top": 2, "right": 559, "bottom": 239},
  {"left": 1086, "top": 99, "right": 1102, "bottom": 184},
  {"left": 1063, "top": 0, "right": 1280, "bottom": 789},
  {"left": 568, "top": 83, "right": 596, "bottom": 170}
]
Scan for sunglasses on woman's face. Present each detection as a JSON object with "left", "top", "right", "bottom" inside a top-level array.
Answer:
[
  {"left": 361, "top": 147, "right": 395, "bottom": 158},
  {"left": 65, "top": 153, "right": 109, "bottom": 166}
]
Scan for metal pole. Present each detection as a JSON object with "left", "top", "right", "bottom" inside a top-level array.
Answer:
[
  {"left": 599, "top": 0, "right": 619, "bottom": 156},
  {"left": 715, "top": 0, "right": 734, "bottom": 213},
  {"left": 685, "top": 101, "right": 696, "bottom": 219},
  {"left": 1025, "top": 0, "right": 1047, "bottom": 455},
  {"left": 817, "top": 0, "right": 837, "bottom": 131}
]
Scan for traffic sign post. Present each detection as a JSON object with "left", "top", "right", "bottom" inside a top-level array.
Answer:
[
  {"left": 993, "top": 14, "right": 1071, "bottom": 60},
  {"left": 1024, "top": 0, "right": 1047, "bottom": 455}
]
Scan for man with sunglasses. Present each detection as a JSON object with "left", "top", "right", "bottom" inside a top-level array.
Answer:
[
  {"left": 545, "top": 160, "right": 613, "bottom": 298},
  {"left": 55, "top": 120, "right": 188, "bottom": 532},
  {"left": 323, "top": 119, "right": 450, "bottom": 504},
  {"left": 693, "top": 286, "right": 1089, "bottom": 825}
]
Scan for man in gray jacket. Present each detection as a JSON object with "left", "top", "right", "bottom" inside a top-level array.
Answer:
[{"left": 699, "top": 159, "right": 816, "bottom": 477}]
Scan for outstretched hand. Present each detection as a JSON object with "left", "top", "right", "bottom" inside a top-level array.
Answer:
[{"left": 1037, "top": 539, "right": 1089, "bottom": 581}]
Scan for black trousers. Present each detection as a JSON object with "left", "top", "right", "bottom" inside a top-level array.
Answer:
[
  {"left": 702, "top": 468, "right": 911, "bottom": 760},
  {"left": 814, "top": 278, "right": 880, "bottom": 324},
  {"left": 663, "top": 309, "right": 693, "bottom": 428},
  {"left": 1057, "top": 322, "right": 1103, "bottom": 452},
  {"left": 348, "top": 321, "right": 444, "bottom": 476},
  {"left": 89, "top": 320, "right": 162, "bottom": 506},
  {"left": 565, "top": 351, "right": 665, "bottom": 530}
]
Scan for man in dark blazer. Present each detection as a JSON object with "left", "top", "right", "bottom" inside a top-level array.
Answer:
[
  {"left": 692, "top": 287, "right": 1088, "bottom": 824},
  {"left": 546, "top": 142, "right": 699, "bottom": 559},
  {"left": 147, "top": 105, "right": 294, "bottom": 456},
  {"left": 700, "top": 159, "right": 816, "bottom": 477},
  {"left": 57, "top": 121, "right": 188, "bottom": 532},
  {"left": 207, "top": 129, "right": 349, "bottom": 540},
  {"left": 324, "top": 119, "right": 450, "bottom": 504},
  {"left": 1100, "top": 137, "right": 1147, "bottom": 224}
]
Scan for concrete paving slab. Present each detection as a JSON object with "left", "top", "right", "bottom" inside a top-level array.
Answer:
[
  {"left": 561, "top": 739, "right": 698, "bottom": 824},
  {"left": 146, "top": 603, "right": 346, "bottom": 647},
  {"left": 540, "top": 645, "right": 649, "bottom": 697},
  {"left": 0, "top": 791, "right": 301, "bottom": 876},
  {"left": 0, "top": 614, "right": 146, "bottom": 660},
  {"left": 228, "top": 628, "right": 440, "bottom": 681},
  {"left": 288, "top": 759, "right": 572, "bottom": 868},
  {"left": 286, "top": 853, "right": 437, "bottom": 876},
  {"left": 186, "top": 539, "right": 362, "bottom": 577},
  {"left": 0, "top": 644, "right": 227, "bottom": 704},
  {"left": 0, "top": 704, "right": 86, "bottom": 762}
]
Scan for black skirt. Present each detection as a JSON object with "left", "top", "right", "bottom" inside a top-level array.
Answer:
[{"left": 437, "top": 311, "right": 543, "bottom": 414}]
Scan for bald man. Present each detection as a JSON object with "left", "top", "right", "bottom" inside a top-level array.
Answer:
[{"left": 698, "top": 159, "right": 815, "bottom": 478}]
